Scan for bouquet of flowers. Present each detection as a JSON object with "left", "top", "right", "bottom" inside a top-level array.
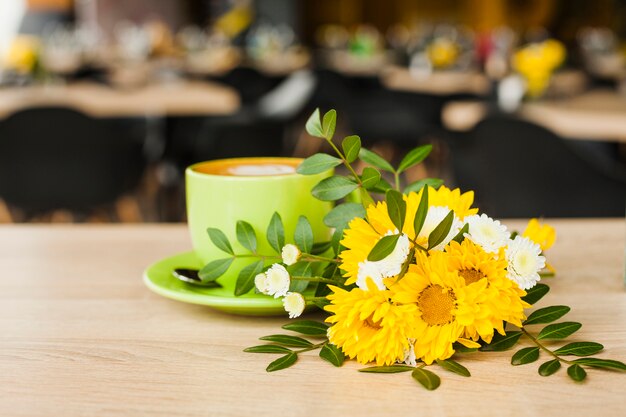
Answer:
[
  {"left": 513, "top": 39, "right": 566, "bottom": 97},
  {"left": 201, "top": 109, "right": 625, "bottom": 389}
]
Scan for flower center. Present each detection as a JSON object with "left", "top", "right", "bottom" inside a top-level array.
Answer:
[
  {"left": 417, "top": 284, "right": 456, "bottom": 326},
  {"left": 458, "top": 268, "right": 485, "bottom": 285},
  {"left": 364, "top": 314, "right": 382, "bottom": 330}
]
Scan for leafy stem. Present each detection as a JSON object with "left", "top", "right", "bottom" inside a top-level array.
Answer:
[
  {"left": 521, "top": 327, "right": 574, "bottom": 365},
  {"left": 301, "top": 254, "right": 340, "bottom": 263},
  {"left": 234, "top": 253, "right": 282, "bottom": 261},
  {"left": 295, "top": 342, "right": 326, "bottom": 354},
  {"left": 291, "top": 275, "right": 343, "bottom": 285},
  {"left": 394, "top": 171, "right": 401, "bottom": 192}
]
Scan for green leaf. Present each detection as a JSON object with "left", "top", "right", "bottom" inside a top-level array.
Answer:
[
  {"left": 266, "top": 352, "right": 298, "bottom": 372},
  {"left": 236, "top": 221, "right": 257, "bottom": 253},
  {"left": 266, "top": 212, "right": 285, "bottom": 253},
  {"left": 451, "top": 223, "right": 469, "bottom": 244},
  {"left": 319, "top": 343, "right": 345, "bottom": 367},
  {"left": 287, "top": 261, "right": 313, "bottom": 292},
  {"left": 427, "top": 210, "right": 454, "bottom": 250},
  {"left": 367, "top": 234, "right": 400, "bottom": 262},
  {"left": 554, "top": 342, "right": 604, "bottom": 357},
  {"left": 397, "top": 144, "right": 432, "bottom": 173},
  {"left": 296, "top": 153, "right": 342, "bottom": 175},
  {"left": 386, "top": 189, "right": 406, "bottom": 231},
  {"left": 522, "top": 283, "right": 550, "bottom": 305},
  {"left": 567, "top": 364, "right": 587, "bottom": 382},
  {"left": 524, "top": 305, "right": 571, "bottom": 325},
  {"left": 537, "top": 322, "right": 582, "bottom": 340},
  {"left": 331, "top": 226, "right": 345, "bottom": 254},
  {"left": 244, "top": 345, "right": 292, "bottom": 354},
  {"left": 311, "top": 241, "right": 332, "bottom": 255},
  {"left": 305, "top": 108, "right": 323, "bottom": 137},
  {"left": 206, "top": 228, "right": 234, "bottom": 255},
  {"left": 361, "top": 167, "right": 382, "bottom": 189},
  {"left": 359, "top": 365, "right": 415, "bottom": 373},
  {"left": 342, "top": 135, "right": 361, "bottom": 163},
  {"left": 538, "top": 359, "right": 561, "bottom": 376},
  {"left": 260, "top": 335, "right": 313, "bottom": 348},
  {"left": 198, "top": 258, "right": 234, "bottom": 282},
  {"left": 412, "top": 368, "right": 441, "bottom": 390},
  {"left": 311, "top": 176, "right": 358, "bottom": 201},
  {"left": 413, "top": 185, "right": 429, "bottom": 236},
  {"left": 234, "top": 260, "right": 264, "bottom": 296},
  {"left": 282, "top": 320, "right": 329, "bottom": 336},
  {"left": 323, "top": 203, "right": 366, "bottom": 228},
  {"left": 369, "top": 177, "right": 393, "bottom": 194},
  {"left": 511, "top": 347, "right": 540, "bottom": 365},
  {"left": 294, "top": 216, "right": 313, "bottom": 254},
  {"left": 404, "top": 178, "right": 444, "bottom": 194},
  {"left": 572, "top": 358, "right": 626, "bottom": 371},
  {"left": 322, "top": 109, "right": 337, "bottom": 139},
  {"left": 436, "top": 359, "right": 470, "bottom": 377},
  {"left": 359, "top": 148, "right": 395, "bottom": 172},
  {"left": 480, "top": 331, "right": 523, "bottom": 352}
]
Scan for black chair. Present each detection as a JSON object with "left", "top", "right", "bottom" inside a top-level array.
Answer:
[
  {"left": 190, "top": 69, "right": 318, "bottom": 162},
  {"left": 0, "top": 107, "right": 152, "bottom": 220},
  {"left": 447, "top": 114, "right": 626, "bottom": 217}
]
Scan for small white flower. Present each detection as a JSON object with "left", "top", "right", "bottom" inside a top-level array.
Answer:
[
  {"left": 356, "top": 260, "right": 385, "bottom": 290},
  {"left": 402, "top": 339, "right": 417, "bottom": 367},
  {"left": 254, "top": 272, "right": 270, "bottom": 295},
  {"left": 283, "top": 292, "right": 306, "bottom": 318},
  {"left": 265, "top": 264, "right": 291, "bottom": 298},
  {"left": 356, "top": 233, "right": 411, "bottom": 290},
  {"left": 464, "top": 214, "right": 510, "bottom": 254},
  {"left": 281, "top": 244, "right": 301, "bottom": 266},
  {"left": 505, "top": 236, "right": 546, "bottom": 290},
  {"left": 417, "top": 206, "right": 463, "bottom": 251}
]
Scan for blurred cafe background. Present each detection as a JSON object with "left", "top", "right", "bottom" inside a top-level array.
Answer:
[{"left": 0, "top": 0, "right": 625, "bottom": 223}]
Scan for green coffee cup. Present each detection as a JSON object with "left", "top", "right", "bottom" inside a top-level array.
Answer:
[{"left": 186, "top": 157, "right": 333, "bottom": 294}]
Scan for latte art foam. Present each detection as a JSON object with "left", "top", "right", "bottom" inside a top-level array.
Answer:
[{"left": 226, "top": 164, "right": 297, "bottom": 176}]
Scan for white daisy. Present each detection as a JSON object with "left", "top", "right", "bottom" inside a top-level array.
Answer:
[
  {"left": 265, "top": 264, "right": 291, "bottom": 298},
  {"left": 356, "top": 260, "right": 385, "bottom": 290},
  {"left": 417, "top": 206, "right": 463, "bottom": 251},
  {"left": 355, "top": 233, "right": 411, "bottom": 290},
  {"left": 402, "top": 339, "right": 417, "bottom": 367},
  {"left": 464, "top": 213, "right": 510, "bottom": 254},
  {"left": 505, "top": 236, "right": 546, "bottom": 290},
  {"left": 254, "top": 272, "right": 270, "bottom": 295},
  {"left": 281, "top": 244, "right": 301, "bottom": 266},
  {"left": 283, "top": 292, "right": 306, "bottom": 318}
]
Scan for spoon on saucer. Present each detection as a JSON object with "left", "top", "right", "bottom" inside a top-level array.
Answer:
[{"left": 172, "top": 268, "right": 222, "bottom": 288}]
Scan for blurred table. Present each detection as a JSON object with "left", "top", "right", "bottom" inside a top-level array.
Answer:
[
  {"left": 443, "top": 89, "right": 626, "bottom": 142},
  {"left": 381, "top": 66, "right": 491, "bottom": 96},
  {"left": 248, "top": 49, "right": 312, "bottom": 77},
  {"left": 0, "top": 220, "right": 624, "bottom": 416},
  {"left": 320, "top": 50, "right": 396, "bottom": 77},
  {"left": 0, "top": 81, "right": 241, "bottom": 118}
]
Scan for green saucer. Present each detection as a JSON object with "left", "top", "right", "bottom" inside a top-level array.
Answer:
[{"left": 143, "top": 251, "right": 315, "bottom": 316}]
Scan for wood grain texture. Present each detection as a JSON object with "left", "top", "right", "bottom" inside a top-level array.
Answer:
[
  {"left": 0, "top": 81, "right": 240, "bottom": 118},
  {"left": 0, "top": 220, "right": 625, "bottom": 416}
]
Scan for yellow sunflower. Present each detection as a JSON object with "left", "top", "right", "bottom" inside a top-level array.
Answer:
[
  {"left": 445, "top": 239, "right": 530, "bottom": 342},
  {"left": 325, "top": 280, "right": 417, "bottom": 366},
  {"left": 389, "top": 253, "right": 485, "bottom": 364},
  {"left": 522, "top": 218, "right": 556, "bottom": 252},
  {"left": 339, "top": 186, "right": 478, "bottom": 284}
]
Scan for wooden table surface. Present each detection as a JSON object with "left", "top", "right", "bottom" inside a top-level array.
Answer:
[
  {"left": 0, "top": 81, "right": 241, "bottom": 118},
  {"left": 1, "top": 220, "right": 625, "bottom": 416},
  {"left": 381, "top": 65, "right": 492, "bottom": 96},
  {"left": 443, "top": 89, "right": 626, "bottom": 142}
]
